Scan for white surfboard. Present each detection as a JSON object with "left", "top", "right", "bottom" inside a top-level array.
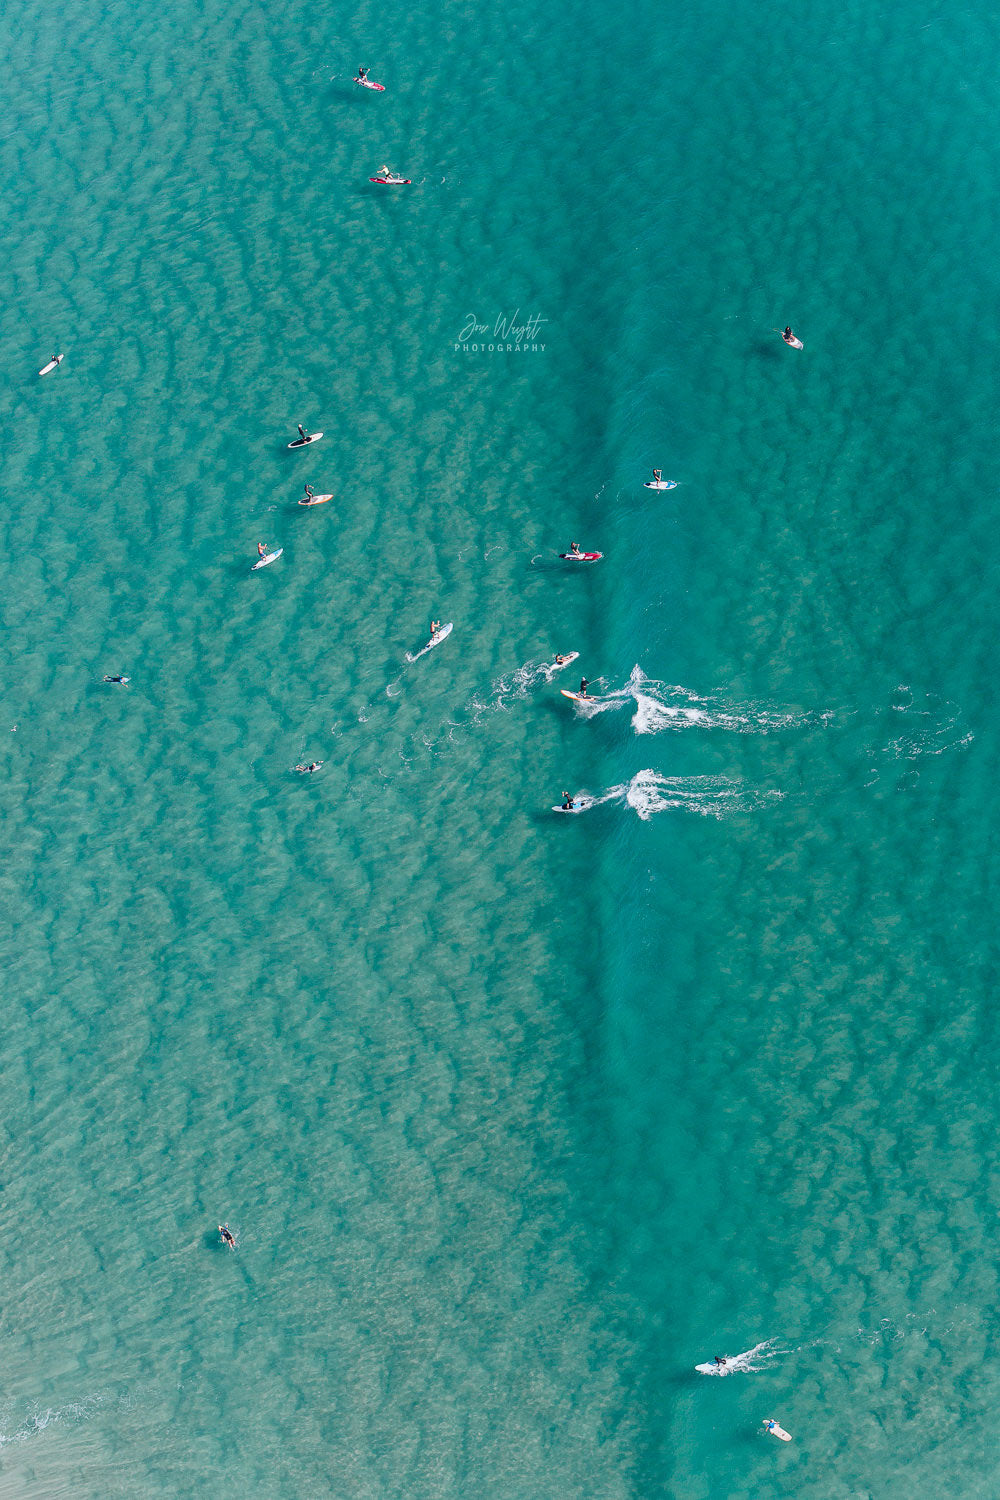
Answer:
[
  {"left": 763, "top": 1419, "right": 792, "bottom": 1442},
  {"left": 38, "top": 353, "right": 64, "bottom": 376},
  {"left": 252, "top": 548, "right": 283, "bottom": 569},
  {"left": 287, "top": 431, "right": 324, "bottom": 449},
  {"left": 560, "top": 688, "right": 593, "bottom": 703},
  {"left": 297, "top": 493, "right": 334, "bottom": 506},
  {"left": 643, "top": 479, "right": 678, "bottom": 490},
  {"left": 406, "top": 622, "right": 453, "bottom": 661}
]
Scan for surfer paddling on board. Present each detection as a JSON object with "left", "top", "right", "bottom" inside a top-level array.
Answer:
[
  {"left": 303, "top": 484, "right": 314, "bottom": 502},
  {"left": 555, "top": 654, "right": 570, "bottom": 665},
  {"left": 578, "top": 677, "right": 590, "bottom": 698},
  {"left": 652, "top": 469, "right": 662, "bottom": 484},
  {"left": 295, "top": 762, "right": 322, "bottom": 774},
  {"left": 430, "top": 620, "right": 441, "bottom": 636},
  {"left": 561, "top": 791, "right": 575, "bottom": 810},
  {"left": 103, "top": 674, "right": 129, "bottom": 684},
  {"left": 219, "top": 1223, "right": 236, "bottom": 1250},
  {"left": 569, "top": 541, "right": 582, "bottom": 556},
  {"left": 257, "top": 541, "right": 268, "bottom": 558},
  {"left": 297, "top": 424, "right": 309, "bottom": 442},
  {"left": 358, "top": 66, "right": 369, "bottom": 80},
  {"left": 782, "top": 326, "right": 799, "bottom": 346}
]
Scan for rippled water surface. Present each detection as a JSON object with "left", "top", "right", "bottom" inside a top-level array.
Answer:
[{"left": 0, "top": 0, "right": 997, "bottom": 1491}]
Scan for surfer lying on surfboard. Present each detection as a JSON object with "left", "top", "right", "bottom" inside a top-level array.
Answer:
[
  {"left": 219, "top": 1223, "right": 236, "bottom": 1250},
  {"left": 559, "top": 543, "right": 603, "bottom": 561}
]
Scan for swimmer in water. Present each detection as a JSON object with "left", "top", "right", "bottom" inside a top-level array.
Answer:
[
  {"left": 561, "top": 791, "right": 575, "bottom": 810},
  {"left": 103, "top": 674, "right": 130, "bottom": 684},
  {"left": 219, "top": 1223, "right": 236, "bottom": 1250}
]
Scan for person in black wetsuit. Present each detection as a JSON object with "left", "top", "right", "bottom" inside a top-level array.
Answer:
[
  {"left": 357, "top": 66, "right": 369, "bottom": 81},
  {"left": 561, "top": 791, "right": 575, "bottom": 810},
  {"left": 578, "top": 678, "right": 589, "bottom": 698},
  {"left": 714, "top": 1355, "right": 727, "bottom": 1368},
  {"left": 103, "top": 674, "right": 129, "bottom": 684},
  {"left": 219, "top": 1223, "right": 236, "bottom": 1250},
  {"left": 297, "top": 424, "right": 308, "bottom": 442}
]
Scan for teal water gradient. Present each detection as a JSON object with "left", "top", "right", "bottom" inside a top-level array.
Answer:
[{"left": 1, "top": 0, "right": 998, "bottom": 1492}]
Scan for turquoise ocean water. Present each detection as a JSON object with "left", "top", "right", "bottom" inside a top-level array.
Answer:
[{"left": 1, "top": 0, "right": 998, "bottom": 1491}]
